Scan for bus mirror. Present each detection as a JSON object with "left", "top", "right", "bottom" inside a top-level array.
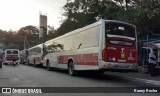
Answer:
[{"left": 26, "top": 50, "right": 28, "bottom": 55}]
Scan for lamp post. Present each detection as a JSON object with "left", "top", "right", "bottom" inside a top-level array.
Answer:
[
  {"left": 23, "top": 36, "right": 26, "bottom": 50},
  {"left": 40, "top": 26, "right": 47, "bottom": 43}
]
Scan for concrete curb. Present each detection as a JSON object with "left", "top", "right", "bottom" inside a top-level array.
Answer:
[{"left": 107, "top": 74, "right": 160, "bottom": 86}]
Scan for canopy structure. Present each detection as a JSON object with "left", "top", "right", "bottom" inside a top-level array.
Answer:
[{"left": 144, "top": 41, "right": 160, "bottom": 49}]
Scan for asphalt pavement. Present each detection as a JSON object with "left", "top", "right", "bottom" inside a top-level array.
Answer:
[
  {"left": 0, "top": 64, "right": 159, "bottom": 96},
  {"left": 105, "top": 66, "right": 160, "bottom": 86}
]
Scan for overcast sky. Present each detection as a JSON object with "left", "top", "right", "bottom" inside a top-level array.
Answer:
[{"left": 0, "top": 0, "right": 67, "bottom": 31}]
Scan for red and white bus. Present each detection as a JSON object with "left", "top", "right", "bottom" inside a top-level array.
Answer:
[
  {"left": 43, "top": 19, "right": 138, "bottom": 75},
  {"left": 27, "top": 44, "right": 44, "bottom": 67},
  {"left": 2, "top": 49, "right": 20, "bottom": 65}
]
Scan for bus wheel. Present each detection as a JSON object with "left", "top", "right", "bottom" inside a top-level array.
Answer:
[
  {"left": 0, "top": 62, "right": 2, "bottom": 68},
  {"left": 34, "top": 60, "right": 36, "bottom": 67},
  {"left": 47, "top": 61, "right": 51, "bottom": 71},
  {"left": 27, "top": 60, "right": 30, "bottom": 66},
  {"left": 68, "top": 62, "right": 76, "bottom": 76},
  {"left": 96, "top": 70, "right": 105, "bottom": 75}
]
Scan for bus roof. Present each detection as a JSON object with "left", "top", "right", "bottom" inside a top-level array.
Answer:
[
  {"left": 28, "top": 44, "right": 43, "bottom": 50},
  {"left": 45, "top": 19, "right": 136, "bottom": 44},
  {"left": 104, "top": 20, "right": 136, "bottom": 28},
  {"left": 45, "top": 20, "right": 101, "bottom": 44},
  {"left": 5, "top": 49, "right": 19, "bottom": 51}
]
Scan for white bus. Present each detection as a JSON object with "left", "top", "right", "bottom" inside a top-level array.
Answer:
[
  {"left": 27, "top": 44, "right": 44, "bottom": 67},
  {"left": 20, "top": 49, "right": 28, "bottom": 64},
  {"left": 43, "top": 19, "right": 138, "bottom": 75},
  {"left": 3, "top": 49, "right": 20, "bottom": 65}
]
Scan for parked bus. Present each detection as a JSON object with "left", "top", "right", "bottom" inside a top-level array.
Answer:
[
  {"left": 20, "top": 49, "right": 28, "bottom": 64},
  {"left": 27, "top": 44, "right": 44, "bottom": 67},
  {"left": 2, "top": 49, "right": 20, "bottom": 65},
  {"left": 43, "top": 19, "right": 138, "bottom": 75}
]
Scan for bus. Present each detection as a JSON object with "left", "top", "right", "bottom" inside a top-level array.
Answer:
[
  {"left": 2, "top": 49, "right": 20, "bottom": 65},
  {"left": 27, "top": 44, "right": 44, "bottom": 67},
  {"left": 20, "top": 49, "right": 28, "bottom": 64},
  {"left": 43, "top": 19, "right": 138, "bottom": 75}
]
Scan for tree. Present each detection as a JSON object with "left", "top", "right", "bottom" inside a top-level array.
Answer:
[
  {"left": 129, "top": 0, "right": 160, "bottom": 36},
  {"left": 0, "top": 29, "right": 7, "bottom": 44},
  {"left": 51, "top": 0, "right": 160, "bottom": 38},
  {"left": 47, "top": 26, "right": 56, "bottom": 40},
  {"left": 17, "top": 25, "right": 39, "bottom": 49},
  {"left": 58, "top": 0, "right": 119, "bottom": 36}
]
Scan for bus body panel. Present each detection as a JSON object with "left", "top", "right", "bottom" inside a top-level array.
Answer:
[
  {"left": 43, "top": 21, "right": 101, "bottom": 70},
  {"left": 43, "top": 19, "right": 138, "bottom": 72},
  {"left": 43, "top": 47, "right": 99, "bottom": 70}
]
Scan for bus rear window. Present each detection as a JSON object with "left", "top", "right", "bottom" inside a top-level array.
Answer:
[
  {"left": 105, "top": 21, "right": 136, "bottom": 46},
  {"left": 105, "top": 22, "right": 135, "bottom": 38},
  {"left": 7, "top": 50, "right": 18, "bottom": 54}
]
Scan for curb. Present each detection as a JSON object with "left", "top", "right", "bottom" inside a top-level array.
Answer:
[
  {"left": 130, "top": 77, "right": 160, "bottom": 86},
  {"left": 107, "top": 74, "right": 160, "bottom": 86}
]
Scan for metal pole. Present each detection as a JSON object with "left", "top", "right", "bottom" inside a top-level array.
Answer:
[
  {"left": 24, "top": 36, "right": 26, "bottom": 50},
  {"left": 146, "top": 34, "right": 149, "bottom": 61}
]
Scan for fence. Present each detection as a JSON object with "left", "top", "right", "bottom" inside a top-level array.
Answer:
[{"left": 138, "top": 35, "right": 160, "bottom": 66}]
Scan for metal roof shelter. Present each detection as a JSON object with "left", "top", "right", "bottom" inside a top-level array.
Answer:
[
  {"left": 144, "top": 40, "right": 160, "bottom": 49},
  {"left": 143, "top": 40, "right": 160, "bottom": 62}
]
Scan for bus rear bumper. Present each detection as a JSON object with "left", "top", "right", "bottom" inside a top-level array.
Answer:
[
  {"left": 99, "top": 61, "right": 138, "bottom": 72},
  {"left": 3, "top": 61, "right": 20, "bottom": 65}
]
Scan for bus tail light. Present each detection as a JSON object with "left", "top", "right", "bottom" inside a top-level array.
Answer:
[{"left": 102, "top": 48, "right": 107, "bottom": 62}]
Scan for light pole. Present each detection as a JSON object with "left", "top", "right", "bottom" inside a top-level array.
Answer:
[
  {"left": 40, "top": 26, "right": 47, "bottom": 43},
  {"left": 23, "top": 36, "right": 26, "bottom": 50}
]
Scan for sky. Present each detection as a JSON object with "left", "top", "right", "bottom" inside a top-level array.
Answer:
[{"left": 0, "top": 0, "right": 67, "bottom": 31}]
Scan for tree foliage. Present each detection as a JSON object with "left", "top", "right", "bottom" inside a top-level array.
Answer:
[
  {"left": 0, "top": 0, "right": 159, "bottom": 50},
  {"left": 56, "top": 0, "right": 160, "bottom": 38},
  {"left": 47, "top": 26, "right": 56, "bottom": 40},
  {"left": 0, "top": 25, "right": 39, "bottom": 50},
  {"left": 17, "top": 25, "right": 39, "bottom": 49}
]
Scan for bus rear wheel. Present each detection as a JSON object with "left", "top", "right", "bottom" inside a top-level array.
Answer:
[
  {"left": 0, "top": 62, "right": 2, "bottom": 68},
  {"left": 68, "top": 62, "right": 76, "bottom": 76},
  {"left": 34, "top": 60, "right": 36, "bottom": 67},
  {"left": 47, "top": 61, "right": 51, "bottom": 71},
  {"left": 27, "top": 60, "right": 30, "bottom": 65}
]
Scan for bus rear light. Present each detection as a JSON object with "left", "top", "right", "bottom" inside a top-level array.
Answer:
[{"left": 102, "top": 48, "right": 107, "bottom": 62}]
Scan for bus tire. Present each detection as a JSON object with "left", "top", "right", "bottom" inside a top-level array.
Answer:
[
  {"left": 96, "top": 70, "right": 104, "bottom": 75},
  {"left": 47, "top": 60, "right": 51, "bottom": 71},
  {"left": 27, "top": 60, "right": 30, "bottom": 65},
  {"left": 34, "top": 60, "right": 36, "bottom": 67},
  {"left": 68, "top": 62, "right": 76, "bottom": 76},
  {"left": 0, "top": 62, "right": 2, "bottom": 68}
]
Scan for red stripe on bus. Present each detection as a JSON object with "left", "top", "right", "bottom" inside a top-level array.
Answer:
[{"left": 58, "top": 53, "right": 98, "bottom": 66}]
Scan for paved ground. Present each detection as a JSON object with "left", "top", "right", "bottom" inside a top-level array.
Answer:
[
  {"left": 105, "top": 66, "right": 160, "bottom": 86},
  {"left": 0, "top": 64, "right": 159, "bottom": 96}
]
